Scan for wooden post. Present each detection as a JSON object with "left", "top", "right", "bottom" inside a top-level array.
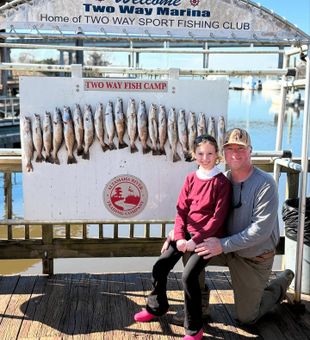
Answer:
[
  {"left": 99, "top": 223, "right": 103, "bottom": 239},
  {"left": 145, "top": 223, "right": 150, "bottom": 238},
  {"left": 65, "top": 223, "right": 70, "bottom": 239},
  {"left": 83, "top": 223, "right": 87, "bottom": 239},
  {"left": 42, "top": 224, "right": 54, "bottom": 275},
  {"left": 286, "top": 172, "right": 299, "bottom": 199},
  {"left": 129, "top": 223, "right": 134, "bottom": 238},
  {"left": 113, "top": 223, "right": 118, "bottom": 239},
  {"left": 4, "top": 172, "right": 12, "bottom": 219}
]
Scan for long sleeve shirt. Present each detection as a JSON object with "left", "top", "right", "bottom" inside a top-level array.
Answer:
[
  {"left": 174, "top": 170, "right": 232, "bottom": 244},
  {"left": 220, "top": 167, "right": 280, "bottom": 258}
]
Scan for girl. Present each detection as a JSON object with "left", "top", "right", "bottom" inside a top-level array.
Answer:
[{"left": 134, "top": 134, "right": 232, "bottom": 340}]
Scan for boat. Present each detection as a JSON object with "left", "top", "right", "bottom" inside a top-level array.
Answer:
[
  {"left": 243, "top": 76, "right": 262, "bottom": 90},
  {"left": 262, "top": 77, "right": 282, "bottom": 91},
  {"left": 271, "top": 90, "right": 304, "bottom": 109},
  {"left": 287, "top": 90, "right": 304, "bottom": 107}
]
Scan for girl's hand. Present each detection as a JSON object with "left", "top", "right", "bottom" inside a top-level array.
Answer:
[
  {"left": 176, "top": 239, "right": 187, "bottom": 253},
  {"left": 161, "top": 230, "right": 175, "bottom": 254},
  {"left": 186, "top": 239, "right": 196, "bottom": 252}
]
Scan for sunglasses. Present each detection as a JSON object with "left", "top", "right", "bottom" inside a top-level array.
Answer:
[
  {"left": 233, "top": 182, "right": 243, "bottom": 209},
  {"left": 194, "top": 134, "right": 217, "bottom": 145}
]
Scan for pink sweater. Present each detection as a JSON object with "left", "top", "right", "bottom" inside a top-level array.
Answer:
[{"left": 174, "top": 171, "right": 232, "bottom": 244}]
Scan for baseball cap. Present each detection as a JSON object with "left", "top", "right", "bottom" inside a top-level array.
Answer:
[{"left": 223, "top": 128, "right": 251, "bottom": 148}]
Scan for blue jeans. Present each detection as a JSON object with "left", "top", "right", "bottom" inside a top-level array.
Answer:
[{"left": 146, "top": 241, "right": 208, "bottom": 335}]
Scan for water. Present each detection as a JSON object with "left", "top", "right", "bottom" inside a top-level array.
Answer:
[
  {"left": 0, "top": 89, "right": 308, "bottom": 274},
  {"left": 227, "top": 87, "right": 305, "bottom": 152}
]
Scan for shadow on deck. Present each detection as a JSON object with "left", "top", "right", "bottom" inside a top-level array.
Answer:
[{"left": 0, "top": 270, "right": 309, "bottom": 339}]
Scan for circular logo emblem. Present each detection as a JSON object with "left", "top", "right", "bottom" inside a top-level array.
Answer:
[{"left": 103, "top": 175, "right": 148, "bottom": 218}]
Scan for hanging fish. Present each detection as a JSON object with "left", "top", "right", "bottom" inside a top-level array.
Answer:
[
  {"left": 43, "top": 111, "right": 53, "bottom": 163},
  {"left": 83, "top": 104, "right": 95, "bottom": 160},
  {"left": 217, "top": 115, "right": 226, "bottom": 151},
  {"left": 126, "top": 98, "right": 138, "bottom": 153},
  {"left": 21, "top": 116, "right": 34, "bottom": 172},
  {"left": 52, "top": 107, "right": 63, "bottom": 165},
  {"left": 148, "top": 103, "right": 159, "bottom": 155},
  {"left": 188, "top": 111, "right": 197, "bottom": 156},
  {"left": 168, "top": 107, "right": 181, "bottom": 162},
  {"left": 114, "top": 97, "right": 128, "bottom": 149},
  {"left": 177, "top": 109, "right": 190, "bottom": 161},
  {"left": 73, "top": 104, "right": 84, "bottom": 157},
  {"left": 32, "top": 113, "right": 45, "bottom": 163},
  {"left": 137, "top": 99, "right": 151, "bottom": 154},
  {"left": 197, "top": 112, "right": 207, "bottom": 136},
  {"left": 105, "top": 101, "right": 116, "bottom": 150},
  {"left": 63, "top": 106, "right": 77, "bottom": 164},
  {"left": 94, "top": 102, "right": 109, "bottom": 152},
  {"left": 207, "top": 116, "right": 216, "bottom": 139},
  {"left": 158, "top": 105, "right": 167, "bottom": 156}
]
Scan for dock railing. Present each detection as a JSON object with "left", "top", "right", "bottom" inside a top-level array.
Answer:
[
  {"left": 0, "top": 95, "right": 19, "bottom": 119},
  {"left": 0, "top": 150, "right": 308, "bottom": 275},
  {"left": 0, "top": 218, "right": 173, "bottom": 275}
]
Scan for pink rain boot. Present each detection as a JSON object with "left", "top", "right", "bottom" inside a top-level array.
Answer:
[
  {"left": 183, "top": 328, "right": 204, "bottom": 340},
  {"left": 134, "top": 309, "right": 156, "bottom": 322}
]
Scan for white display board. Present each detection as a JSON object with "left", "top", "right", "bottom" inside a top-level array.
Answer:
[{"left": 20, "top": 76, "right": 228, "bottom": 221}]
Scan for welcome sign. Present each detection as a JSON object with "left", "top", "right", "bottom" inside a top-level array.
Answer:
[{"left": 3, "top": 0, "right": 309, "bottom": 42}]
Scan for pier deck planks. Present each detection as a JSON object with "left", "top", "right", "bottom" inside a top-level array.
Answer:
[{"left": 0, "top": 271, "right": 309, "bottom": 339}]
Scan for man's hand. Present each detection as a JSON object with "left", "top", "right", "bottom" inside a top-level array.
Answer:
[
  {"left": 176, "top": 239, "right": 187, "bottom": 253},
  {"left": 195, "top": 237, "right": 223, "bottom": 259},
  {"left": 161, "top": 229, "right": 175, "bottom": 254},
  {"left": 186, "top": 239, "right": 196, "bottom": 252}
]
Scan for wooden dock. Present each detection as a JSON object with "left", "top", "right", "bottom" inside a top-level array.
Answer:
[{"left": 0, "top": 270, "right": 309, "bottom": 339}]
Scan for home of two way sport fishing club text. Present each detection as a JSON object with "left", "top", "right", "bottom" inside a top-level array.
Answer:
[{"left": 39, "top": 2, "right": 251, "bottom": 31}]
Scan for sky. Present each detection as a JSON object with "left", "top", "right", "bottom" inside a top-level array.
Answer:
[{"left": 257, "top": 0, "right": 310, "bottom": 34}]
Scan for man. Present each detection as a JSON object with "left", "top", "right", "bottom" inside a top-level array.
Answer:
[{"left": 166, "top": 128, "right": 294, "bottom": 325}]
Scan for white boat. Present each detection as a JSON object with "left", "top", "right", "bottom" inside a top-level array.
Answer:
[
  {"left": 270, "top": 90, "right": 304, "bottom": 109},
  {"left": 262, "top": 78, "right": 282, "bottom": 90},
  {"left": 243, "top": 76, "right": 262, "bottom": 90}
]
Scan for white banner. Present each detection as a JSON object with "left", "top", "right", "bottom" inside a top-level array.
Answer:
[{"left": 4, "top": 0, "right": 308, "bottom": 41}]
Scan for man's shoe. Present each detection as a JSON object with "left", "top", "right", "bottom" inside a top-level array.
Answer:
[{"left": 278, "top": 269, "right": 295, "bottom": 302}]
